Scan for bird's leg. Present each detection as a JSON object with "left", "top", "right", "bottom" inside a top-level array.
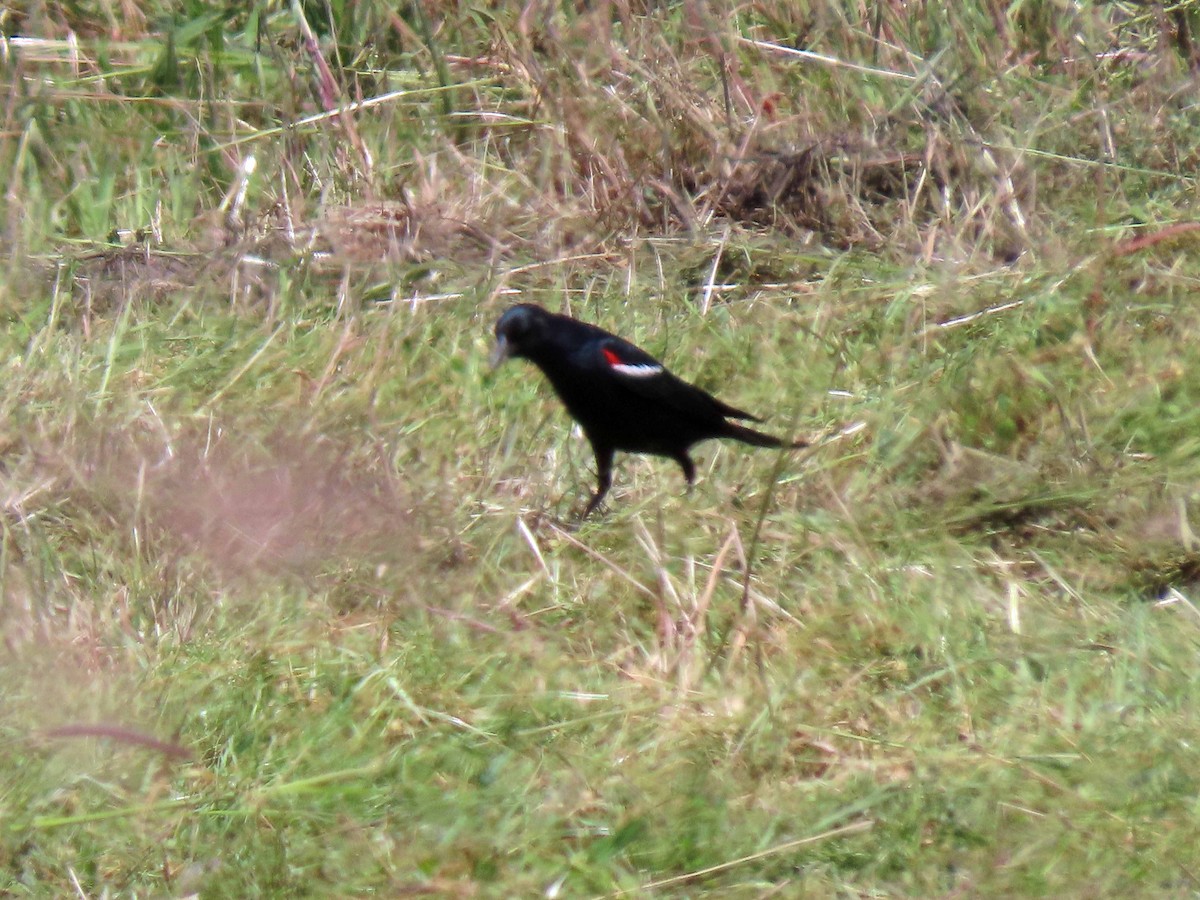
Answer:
[
  {"left": 674, "top": 453, "right": 696, "bottom": 494},
  {"left": 582, "top": 444, "right": 614, "bottom": 518}
]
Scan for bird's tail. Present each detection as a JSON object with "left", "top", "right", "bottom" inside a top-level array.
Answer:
[{"left": 721, "top": 421, "right": 809, "bottom": 449}]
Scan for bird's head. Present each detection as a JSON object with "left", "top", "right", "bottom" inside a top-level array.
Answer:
[{"left": 490, "top": 303, "right": 549, "bottom": 368}]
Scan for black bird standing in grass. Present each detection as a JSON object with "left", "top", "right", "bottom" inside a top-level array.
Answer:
[{"left": 491, "top": 303, "right": 806, "bottom": 517}]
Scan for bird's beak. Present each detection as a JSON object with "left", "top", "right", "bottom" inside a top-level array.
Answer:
[{"left": 489, "top": 334, "right": 511, "bottom": 370}]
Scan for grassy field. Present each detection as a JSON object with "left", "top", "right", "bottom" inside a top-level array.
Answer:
[{"left": 4, "top": 1, "right": 1200, "bottom": 896}]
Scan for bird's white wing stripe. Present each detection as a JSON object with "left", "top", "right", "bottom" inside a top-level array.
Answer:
[{"left": 611, "top": 362, "right": 663, "bottom": 377}]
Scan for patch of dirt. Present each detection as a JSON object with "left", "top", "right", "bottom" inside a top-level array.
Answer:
[
  {"left": 70, "top": 245, "right": 199, "bottom": 308},
  {"left": 717, "top": 142, "right": 928, "bottom": 248},
  {"left": 38, "top": 194, "right": 517, "bottom": 317},
  {"left": 315, "top": 201, "right": 509, "bottom": 265}
]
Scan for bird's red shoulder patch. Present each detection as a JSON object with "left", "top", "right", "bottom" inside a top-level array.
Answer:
[{"left": 601, "top": 346, "right": 663, "bottom": 377}]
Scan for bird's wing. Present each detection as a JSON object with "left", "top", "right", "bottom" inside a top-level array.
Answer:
[
  {"left": 594, "top": 338, "right": 762, "bottom": 422},
  {"left": 595, "top": 337, "right": 667, "bottom": 378}
]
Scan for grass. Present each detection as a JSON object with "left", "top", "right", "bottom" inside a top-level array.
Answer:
[{"left": 4, "top": 0, "right": 1200, "bottom": 895}]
